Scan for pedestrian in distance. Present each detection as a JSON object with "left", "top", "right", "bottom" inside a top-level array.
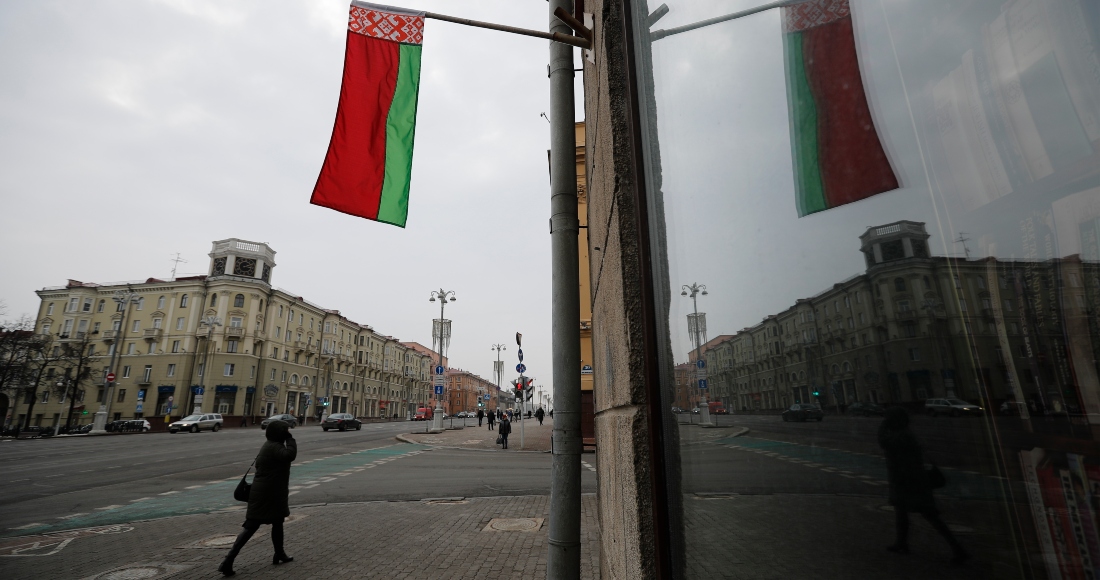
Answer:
[
  {"left": 477, "top": 408, "right": 484, "bottom": 427},
  {"left": 218, "top": 420, "right": 298, "bottom": 576},
  {"left": 240, "top": 416, "right": 247, "bottom": 428},
  {"left": 498, "top": 416, "right": 512, "bottom": 449},
  {"left": 487, "top": 410, "right": 495, "bottom": 430},
  {"left": 878, "top": 407, "right": 969, "bottom": 565},
  {"left": 535, "top": 407, "right": 545, "bottom": 426}
]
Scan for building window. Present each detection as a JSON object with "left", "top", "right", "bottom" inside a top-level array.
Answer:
[
  {"left": 898, "top": 300, "right": 911, "bottom": 312},
  {"left": 198, "top": 363, "right": 204, "bottom": 376},
  {"left": 127, "top": 343, "right": 136, "bottom": 355},
  {"left": 210, "top": 294, "right": 217, "bottom": 307},
  {"left": 234, "top": 294, "right": 245, "bottom": 307},
  {"left": 132, "top": 320, "right": 141, "bottom": 333},
  {"left": 908, "top": 348, "right": 921, "bottom": 361},
  {"left": 272, "top": 347, "right": 279, "bottom": 358},
  {"left": 47, "top": 302, "right": 54, "bottom": 315},
  {"left": 180, "top": 294, "right": 188, "bottom": 307},
  {"left": 227, "top": 340, "right": 238, "bottom": 353},
  {"left": 175, "top": 317, "right": 184, "bottom": 330},
  {"left": 167, "top": 364, "right": 176, "bottom": 377},
  {"left": 224, "top": 363, "right": 235, "bottom": 376},
  {"left": 83, "top": 298, "right": 92, "bottom": 312},
  {"left": 250, "top": 365, "right": 256, "bottom": 378},
  {"left": 281, "top": 370, "right": 287, "bottom": 383},
  {"left": 153, "top": 318, "right": 162, "bottom": 329},
  {"left": 157, "top": 296, "right": 165, "bottom": 309},
  {"left": 41, "top": 390, "right": 49, "bottom": 403},
  {"left": 894, "top": 278, "right": 906, "bottom": 292},
  {"left": 230, "top": 317, "right": 242, "bottom": 328},
  {"left": 1003, "top": 299, "right": 1014, "bottom": 312},
  {"left": 172, "top": 340, "right": 180, "bottom": 353},
  {"left": 69, "top": 298, "right": 78, "bottom": 312},
  {"left": 122, "top": 365, "right": 132, "bottom": 378},
  {"left": 136, "top": 297, "right": 144, "bottom": 310}
]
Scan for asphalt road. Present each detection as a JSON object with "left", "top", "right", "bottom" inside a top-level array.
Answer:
[{"left": 0, "top": 422, "right": 596, "bottom": 538}]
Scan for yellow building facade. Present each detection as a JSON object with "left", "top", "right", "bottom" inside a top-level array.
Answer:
[{"left": 12, "top": 238, "right": 432, "bottom": 430}]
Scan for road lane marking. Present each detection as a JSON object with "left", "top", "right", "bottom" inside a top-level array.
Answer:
[
  {"left": 8, "top": 524, "right": 44, "bottom": 530},
  {"left": 158, "top": 491, "right": 179, "bottom": 496},
  {"left": 94, "top": 505, "right": 123, "bottom": 510},
  {"left": 129, "top": 498, "right": 151, "bottom": 502},
  {"left": 185, "top": 485, "right": 203, "bottom": 489},
  {"left": 57, "top": 513, "right": 88, "bottom": 519},
  {"left": 288, "top": 491, "right": 299, "bottom": 496}
]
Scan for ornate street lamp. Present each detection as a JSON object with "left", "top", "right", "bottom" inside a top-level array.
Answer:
[{"left": 429, "top": 288, "right": 456, "bottom": 431}]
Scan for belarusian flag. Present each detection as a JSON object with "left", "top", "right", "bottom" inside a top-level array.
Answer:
[
  {"left": 311, "top": 2, "right": 425, "bottom": 228},
  {"left": 782, "top": 0, "right": 899, "bottom": 217}
]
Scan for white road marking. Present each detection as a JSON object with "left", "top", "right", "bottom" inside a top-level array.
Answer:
[
  {"left": 288, "top": 491, "right": 300, "bottom": 496},
  {"left": 301, "top": 484, "right": 318, "bottom": 489},
  {"left": 185, "top": 485, "right": 203, "bottom": 489},
  {"left": 9, "top": 523, "right": 44, "bottom": 530},
  {"left": 158, "top": 491, "right": 179, "bottom": 496},
  {"left": 95, "top": 505, "right": 124, "bottom": 510},
  {"left": 57, "top": 513, "right": 88, "bottom": 519},
  {"left": 130, "top": 498, "right": 151, "bottom": 502}
]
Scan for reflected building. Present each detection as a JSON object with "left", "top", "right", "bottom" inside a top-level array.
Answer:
[{"left": 703, "top": 220, "right": 1099, "bottom": 418}]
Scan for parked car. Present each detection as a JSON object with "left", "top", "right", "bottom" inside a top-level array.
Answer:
[
  {"left": 169, "top": 413, "right": 224, "bottom": 433},
  {"left": 260, "top": 414, "right": 299, "bottom": 429},
  {"left": 846, "top": 402, "right": 886, "bottom": 417},
  {"left": 671, "top": 406, "right": 684, "bottom": 414},
  {"left": 782, "top": 404, "right": 824, "bottom": 422},
  {"left": 322, "top": 413, "right": 362, "bottom": 431},
  {"left": 925, "top": 398, "right": 983, "bottom": 417}
]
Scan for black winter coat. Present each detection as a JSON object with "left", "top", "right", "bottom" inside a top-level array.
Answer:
[
  {"left": 878, "top": 410, "right": 934, "bottom": 513},
  {"left": 499, "top": 420, "right": 512, "bottom": 436},
  {"left": 247, "top": 421, "right": 297, "bottom": 523}
]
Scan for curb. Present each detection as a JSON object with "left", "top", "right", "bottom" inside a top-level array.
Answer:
[{"left": 395, "top": 434, "right": 550, "bottom": 454}]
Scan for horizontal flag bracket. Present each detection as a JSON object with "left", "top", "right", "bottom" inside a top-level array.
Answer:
[
  {"left": 650, "top": 0, "right": 803, "bottom": 41},
  {"left": 426, "top": 10, "right": 591, "bottom": 49}
]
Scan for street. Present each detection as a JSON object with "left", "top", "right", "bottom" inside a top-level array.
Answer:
[
  {"left": 677, "top": 413, "right": 1028, "bottom": 578},
  {"left": 0, "top": 421, "right": 596, "bottom": 538}
]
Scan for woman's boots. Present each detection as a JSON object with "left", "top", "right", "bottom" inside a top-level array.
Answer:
[{"left": 218, "top": 526, "right": 257, "bottom": 576}]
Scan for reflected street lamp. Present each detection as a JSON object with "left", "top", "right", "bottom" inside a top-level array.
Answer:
[
  {"left": 194, "top": 315, "right": 222, "bottom": 415},
  {"left": 682, "top": 283, "right": 710, "bottom": 422},
  {"left": 91, "top": 288, "right": 141, "bottom": 434}
]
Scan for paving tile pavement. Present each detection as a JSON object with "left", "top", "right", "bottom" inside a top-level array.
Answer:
[
  {"left": 0, "top": 494, "right": 599, "bottom": 580},
  {"left": 400, "top": 417, "right": 553, "bottom": 453}
]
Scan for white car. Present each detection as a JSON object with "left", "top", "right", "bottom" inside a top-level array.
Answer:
[
  {"left": 169, "top": 413, "right": 224, "bottom": 433},
  {"left": 925, "top": 398, "right": 982, "bottom": 417}
]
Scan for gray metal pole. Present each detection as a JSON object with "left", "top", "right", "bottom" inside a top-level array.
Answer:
[{"left": 547, "top": 0, "right": 581, "bottom": 577}]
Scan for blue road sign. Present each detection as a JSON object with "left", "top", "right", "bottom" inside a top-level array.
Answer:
[
  {"left": 517, "top": 349, "right": 524, "bottom": 362},
  {"left": 516, "top": 364, "right": 527, "bottom": 373},
  {"left": 483, "top": 394, "right": 490, "bottom": 400},
  {"left": 434, "top": 385, "right": 444, "bottom": 395},
  {"left": 696, "top": 360, "right": 706, "bottom": 369},
  {"left": 435, "top": 365, "right": 445, "bottom": 375},
  {"left": 698, "top": 379, "right": 708, "bottom": 389},
  {"left": 193, "top": 386, "right": 204, "bottom": 395}
]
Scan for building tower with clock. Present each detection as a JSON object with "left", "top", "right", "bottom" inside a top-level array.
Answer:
[{"left": 208, "top": 238, "right": 276, "bottom": 285}]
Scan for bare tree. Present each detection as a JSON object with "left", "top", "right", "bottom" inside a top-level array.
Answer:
[
  {"left": 0, "top": 316, "right": 50, "bottom": 428},
  {"left": 51, "top": 332, "right": 100, "bottom": 430}
]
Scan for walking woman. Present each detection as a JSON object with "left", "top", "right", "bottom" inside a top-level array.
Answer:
[
  {"left": 219, "top": 420, "right": 297, "bottom": 576},
  {"left": 878, "top": 407, "right": 969, "bottom": 564},
  {"left": 499, "top": 415, "right": 512, "bottom": 449}
]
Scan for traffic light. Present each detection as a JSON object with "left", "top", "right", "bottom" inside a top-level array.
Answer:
[{"left": 812, "top": 389, "right": 820, "bottom": 397}]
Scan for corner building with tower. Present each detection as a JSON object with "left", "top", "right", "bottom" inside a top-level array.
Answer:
[{"left": 15, "top": 238, "right": 435, "bottom": 430}]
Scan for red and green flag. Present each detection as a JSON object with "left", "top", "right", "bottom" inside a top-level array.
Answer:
[
  {"left": 311, "top": 1, "right": 425, "bottom": 228},
  {"left": 782, "top": 0, "right": 899, "bottom": 217}
]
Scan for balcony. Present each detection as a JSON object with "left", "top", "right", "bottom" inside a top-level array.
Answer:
[
  {"left": 224, "top": 327, "right": 244, "bottom": 338},
  {"left": 137, "top": 378, "right": 153, "bottom": 386},
  {"left": 254, "top": 330, "right": 266, "bottom": 342},
  {"left": 143, "top": 329, "right": 162, "bottom": 341},
  {"left": 102, "top": 330, "right": 120, "bottom": 342},
  {"left": 59, "top": 331, "right": 87, "bottom": 341}
]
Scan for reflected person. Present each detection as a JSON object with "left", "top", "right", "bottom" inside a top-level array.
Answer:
[
  {"left": 878, "top": 407, "right": 969, "bottom": 565},
  {"left": 219, "top": 420, "right": 297, "bottom": 576}
]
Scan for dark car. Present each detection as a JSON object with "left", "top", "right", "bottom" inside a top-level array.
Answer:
[
  {"left": 846, "top": 402, "right": 886, "bottom": 417},
  {"left": 322, "top": 413, "right": 362, "bottom": 431},
  {"left": 782, "top": 404, "right": 824, "bottom": 422},
  {"left": 260, "top": 414, "right": 299, "bottom": 429}
]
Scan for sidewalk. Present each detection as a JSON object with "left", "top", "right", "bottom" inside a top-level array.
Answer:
[
  {"left": 400, "top": 417, "right": 553, "bottom": 452},
  {"left": 1, "top": 495, "right": 600, "bottom": 579}
]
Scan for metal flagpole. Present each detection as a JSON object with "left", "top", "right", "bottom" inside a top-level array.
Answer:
[
  {"left": 546, "top": 1, "right": 582, "bottom": 578},
  {"left": 649, "top": 0, "right": 804, "bottom": 40}
]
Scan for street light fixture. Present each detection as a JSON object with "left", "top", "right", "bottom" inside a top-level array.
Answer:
[
  {"left": 194, "top": 315, "right": 222, "bottom": 415},
  {"left": 91, "top": 288, "right": 141, "bottom": 434},
  {"left": 491, "top": 343, "right": 506, "bottom": 411},
  {"left": 682, "top": 282, "right": 710, "bottom": 422},
  {"left": 429, "top": 288, "right": 456, "bottom": 432}
]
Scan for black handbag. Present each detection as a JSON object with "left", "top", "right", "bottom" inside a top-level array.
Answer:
[
  {"left": 234, "top": 460, "right": 256, "bottom": 502},
  {"left": 496, "top": 435, "right": 503, "bottom": 445},
  {"left": 928, "top": 464, "right": 946, "bottom": 489}
]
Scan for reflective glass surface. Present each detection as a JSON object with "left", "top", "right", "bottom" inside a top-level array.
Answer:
[{"left": 629, "top": 0, "right": 1100, "bottom": 577}]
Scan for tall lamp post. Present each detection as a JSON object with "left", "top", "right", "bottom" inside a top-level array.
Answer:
[
  {"left": 491, "top": 343, "right": 506, "bottom": 407},
  {"left": 92, "top": 288, "right": 141, "bottom": 434},
  {"left": 194, "top": 316, "right": 222, "bottom": 415},
  {"left": 682, "top": 283, "right": 710, "bottom": 423},
  {"left": 429, "top": 288, "right": 456, "bottom": 432}
]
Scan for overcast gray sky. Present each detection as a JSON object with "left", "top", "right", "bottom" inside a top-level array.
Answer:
[{"left": 0, "top": 0, "right": 584, "bottom": 392}]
